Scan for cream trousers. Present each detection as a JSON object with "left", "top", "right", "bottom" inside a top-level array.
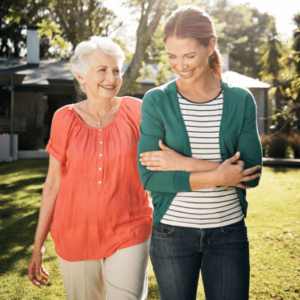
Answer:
[{"left": 57, "top": 238, "right": 150, "bottom": 300}]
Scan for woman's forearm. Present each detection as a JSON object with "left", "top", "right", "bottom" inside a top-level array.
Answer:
[
  {"left": 189, "top": 169, "right": 220, "bottom": 190},
  {"left": 189, "top": 153, "right": 261, "bottom": 191},
  {"left": 180, "top": 156, "right": 220, "bottom": 172},
  {"left": 33, "top": 181, "right": 60, "bottom": 251},
  {"left": 139, "top": 140, "right": 220, "bottom": 173}
]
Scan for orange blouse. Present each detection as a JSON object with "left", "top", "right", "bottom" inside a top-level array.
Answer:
[{"left": 46, "top": 97, "right": 153, "bottom": 261}]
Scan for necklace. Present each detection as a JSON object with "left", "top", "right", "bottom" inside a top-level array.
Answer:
[{"left": 97, "top": 99, "right": 114, "bottom": 126}]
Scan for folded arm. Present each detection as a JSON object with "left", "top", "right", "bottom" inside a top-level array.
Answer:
[
  {"left": 140, "top": 140, "right": 260, "bottom": 190},
  {"left": 138, "top": 93, "right": 261, "bottom": 193}
]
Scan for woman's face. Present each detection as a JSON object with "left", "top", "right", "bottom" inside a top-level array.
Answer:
[
  {"left": 165, "top": 36, "right": 214, "bottom": 84},
  {"left": 78, "top": 51, "right": 122, "bottom": 100}
]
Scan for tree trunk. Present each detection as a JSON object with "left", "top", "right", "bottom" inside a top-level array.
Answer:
[
  {"left": 273, "top": 63, "right": 284, "bottom": 130},
  {"left": 118, "top": 0, "right": 164, "bottom": 96}
]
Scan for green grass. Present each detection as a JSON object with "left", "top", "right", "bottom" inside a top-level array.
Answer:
[{"left": 0, "top": 160, "right": 299, "bottom": 300}]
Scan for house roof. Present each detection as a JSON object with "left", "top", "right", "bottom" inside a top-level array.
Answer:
[
  {"left": 0, "top": 59, "right": 157, "bottom": 85},
  {"left": 222, "top": 71, "right": 270, "bottom": 89},
  {"left": 0, "top": 57, "right": 73, "bottom": 85}
]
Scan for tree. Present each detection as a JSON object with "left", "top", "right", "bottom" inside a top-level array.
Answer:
[
  {"left": 118, "top": 0, "right": 169, "bottom": 95},
  {"left": 38, "top": 0, "right": 172, "bottom": 94},
  {"left": 0, "top": 0, "right": 123, "bottom": 58},
  {"left": 119, "top": 0, "right": 275, "bottom": 93},
  {"left": 278, "top": 15, "right": 300, "bottom": 130},
  {"left": 0, "top": 0, "right": 50, "bottom": 57},
  {"left": 290, "top": 14, "right": 300, "bottom": 127},
  {"left": 36, "top": 0, "right": 122, "bottom": 58},
  {"left": 259, "top": 20, "right": 285, "bottom": 129},
  {"left": 48, "top": 0, "right": 122, "bottom": 48},
  {"left": 205, "top": 0, "right": 273, "bottom": 78}
]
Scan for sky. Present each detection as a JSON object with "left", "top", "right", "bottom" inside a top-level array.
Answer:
[{"left": 232, "top": 0, "right": 300, "bottom": 38}]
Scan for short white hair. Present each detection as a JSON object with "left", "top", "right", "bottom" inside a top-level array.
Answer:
[{"left": 71, "top": 36, "right": 125, "bottom": 76}]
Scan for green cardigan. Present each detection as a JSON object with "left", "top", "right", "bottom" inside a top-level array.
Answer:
[{"left": 138, "top": 80, "right": 262, "bottom": 226}]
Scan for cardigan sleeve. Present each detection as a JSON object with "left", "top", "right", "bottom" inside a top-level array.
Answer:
[
  {"left": 137, "top": 92, "right": 192, "bottom": 193},
  {"left": 236, "top": 92, "right": 263, "bottom": 187}
]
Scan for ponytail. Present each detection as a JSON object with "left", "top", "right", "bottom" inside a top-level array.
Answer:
[{"left": 209, "top": 48, "right": 222, "bottom": 80}]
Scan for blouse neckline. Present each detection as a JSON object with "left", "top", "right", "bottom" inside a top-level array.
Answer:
[{"left": 71, "top": 98, "right": 125, "bottom": 130}]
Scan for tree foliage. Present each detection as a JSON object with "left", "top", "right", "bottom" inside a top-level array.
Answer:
[
  {"left": 140, "top": 0, "right": 275, "bottom": 86},
  {"left": 0, "top": 0, "right": 50, "bottom": 57},
  {"left": 118, "top": 0, "right": 170, "bottom": 95},
  {"left": 280, "top": 15, "right": 300, "bottom": 129},
  {"left": 44, "top": 0, "right": 122, "bottom": 51},
  {"left": 0, "top": 0, "right": 123, "bottom": 58},
  {"left": 259, "top": 20, "right": 285, "bottom": 127},
  {"left": 256, "top": 15, "right": 300, "bottom": 132},
  {"left": 204, "top": 0, "right": 273, "bottom": 78}
]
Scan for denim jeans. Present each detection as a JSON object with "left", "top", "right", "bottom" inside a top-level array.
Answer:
[{"left": 150, "top": 219, "right": 249, "bottom": 300}]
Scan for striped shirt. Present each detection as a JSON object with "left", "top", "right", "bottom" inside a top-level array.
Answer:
[{"left": 161, "top": 90, "right": 244, "bottom": 228}]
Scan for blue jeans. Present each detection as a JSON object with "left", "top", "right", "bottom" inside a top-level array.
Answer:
[{"left": 150, "top": 219, "right": 249, "bottom": 300}]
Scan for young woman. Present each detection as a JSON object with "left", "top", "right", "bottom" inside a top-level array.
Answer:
[
  {"left": 138, "top": 6, "right": 262, "bottom": 300},
  {"left": 28, "top": 36, "right": 153, "bottom": 300}
]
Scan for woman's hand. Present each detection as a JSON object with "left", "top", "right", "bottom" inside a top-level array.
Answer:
[
  {"left": 27, "top": 154, "right": 60, "bottom": 288},
  {"left": 28, "top": 246, "right": 50, "bottom": 287},
  {"left": 140, "top": 140, "right": 186, "bottom": 171},
  {"left": 216, "top": 152, "right": 261, "bottom": 189}
]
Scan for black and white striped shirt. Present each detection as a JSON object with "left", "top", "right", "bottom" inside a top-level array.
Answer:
[{"left": 161, "top": 90, "right": 244, "bottom": 228}]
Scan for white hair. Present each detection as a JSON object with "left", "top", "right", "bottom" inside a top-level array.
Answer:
[{"left": 71, "top": 36, "right": 125, "bottom": 76}]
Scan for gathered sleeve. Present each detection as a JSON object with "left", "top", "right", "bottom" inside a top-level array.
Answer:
[
  {"left": 237, "top": 92, "right": 263, "bottom": 188},
  {"left": 46, "top": 107, "right": 72, "bottom": 164},
  {"left": 137, "top": 92, "right": 192, "bottom": 193}
]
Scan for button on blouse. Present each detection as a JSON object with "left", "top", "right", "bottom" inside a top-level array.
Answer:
[{"left": 46, "top": 97, "right": 153, "bottom": 261}]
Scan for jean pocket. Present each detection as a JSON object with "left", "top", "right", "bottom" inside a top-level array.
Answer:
[
  {"left": 221, "top": 224, "right": 247, "bottom": 234},
  {"left": 152, "top": 223, "right": 175, "bottom": 237}
]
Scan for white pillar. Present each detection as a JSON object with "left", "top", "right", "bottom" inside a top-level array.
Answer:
[{"left": 27, "top": 28, "right": 39, "bottom": 64}]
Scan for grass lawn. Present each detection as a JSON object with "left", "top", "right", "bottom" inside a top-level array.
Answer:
[{"left": 0, "top": 159, "right": 299, "bottom": 300}]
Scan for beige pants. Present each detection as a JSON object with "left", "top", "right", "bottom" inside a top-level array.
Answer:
[{"left": 58, "top": 238, "right": 150, "bottom": 300}]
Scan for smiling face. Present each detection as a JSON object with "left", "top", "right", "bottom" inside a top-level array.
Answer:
[
  {"left": 165, "top": 36, "right": 215, "bottom": 85},
  {"left": 77, "top": 51, "right": 122, "bottom": 101}
]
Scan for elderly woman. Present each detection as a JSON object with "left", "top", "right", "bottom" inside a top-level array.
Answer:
[{"left": 28, "top": 36, "right": 153, "bottom": 300}]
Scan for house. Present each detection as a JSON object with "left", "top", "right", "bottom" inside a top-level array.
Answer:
[
  {"left": 222, "top": 71, "right": 270, "bottom": 134},
  {"left": 0, "top": 57, "right": 78, "bottom": 150}
]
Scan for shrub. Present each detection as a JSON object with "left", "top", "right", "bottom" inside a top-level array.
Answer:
[
  {"left": 267, "top": 134, "right": 289, "bottom": 158},
  {"left": 289, "top": 133, "right": 300, "bottom": 159},
  {"left": 259, "top": 135, "right": 271, "bottom": 157}
]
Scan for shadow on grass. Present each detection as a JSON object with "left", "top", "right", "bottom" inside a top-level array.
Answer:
[
  {"left": 266, "top": 167, "right": 292, "bottom": 173},
  {"left": 0, "top": 160, "right": 50, "bottom": 281},
  {"left": 0, "top": 210, "right": 39, "bottom": 276},
  {"left": 0, "top": 177, "right": 46, "bottom": 196},
  {"left": 0, "top": 159, "right": 48, "bottom": 176},
  {"left": 0, "top": 192, "right": 42, "bottom": 219}
]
